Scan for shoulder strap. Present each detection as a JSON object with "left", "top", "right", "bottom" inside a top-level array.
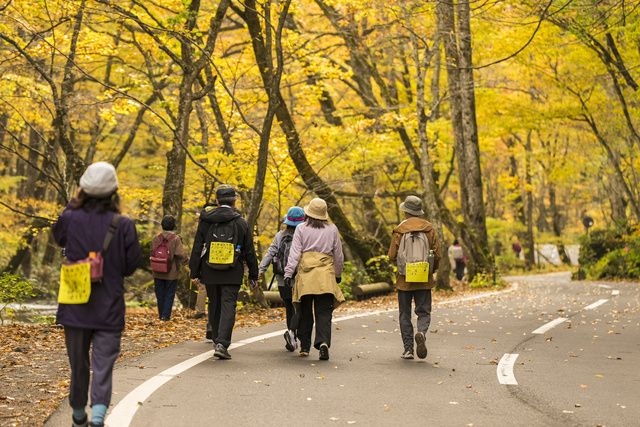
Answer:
[{"left": 102, "top": 214, "right": 121, "bottom": 252}]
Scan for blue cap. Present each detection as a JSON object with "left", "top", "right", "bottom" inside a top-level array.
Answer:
[{"left": 283, "top": 206, "right": 305, "bottom": 226}]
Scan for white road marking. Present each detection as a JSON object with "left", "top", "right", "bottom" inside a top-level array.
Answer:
[
  {"left": 497, "top": 353, "right": 519, "bottom": 385},
  {"left": 106, "top": 286, "right": 520, "bottom": 426},
  {"left": 598, "top": 284, "right": 612, "bottom": 289},
  {"left": 611, "top": 290, "right": 620, "bottom": 296},
  {"left": 584, "top": 299, "right": 608, "bottom": 310},
  {"left": 106, "top": 309, "right": 396, "bottom": 426},
  {"left": 532, "top": 317, "right": 568, "bottom": 334}
]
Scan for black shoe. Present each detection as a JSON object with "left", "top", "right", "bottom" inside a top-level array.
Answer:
[
  {"left": 214, "top": 343, "right": 231, "bottom": 360},
  {"left": 415, "top": 332, "right": 427, "bottom": 359},
  {"left": 284, "top": 330, "right": 297, "bottom": 352},
  {"left": 72, "top": 415, "right": 88, "bottom": 427},
  {"left": 319, "top": 343, "right": 329, "bottom": 361},
  {"left": 192, "top": 312, "right": 206, "bottom": 319}
]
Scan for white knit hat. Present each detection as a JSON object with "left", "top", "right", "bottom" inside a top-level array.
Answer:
[{"left": 79, "top": 161, "right": 118, "bottom": 197}]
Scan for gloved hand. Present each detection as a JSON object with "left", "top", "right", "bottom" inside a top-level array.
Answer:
[
  {"left": 336, "top": 276, "right": 342, "bottom": 284},
  {"left": 284, "top": 277, "right": 292, "bottom": 288}
]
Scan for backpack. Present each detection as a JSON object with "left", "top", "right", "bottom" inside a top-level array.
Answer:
[
  {"left": 205, "top": 220, "right": 239, "bottom": 270},
  {"left": 272, "top": 232, "right": 294, "bottom": 276},
  {"left": 150, "top": 234, "right": 175, "bottom": 274},
  {"left": 397, "top": 231, "right": 433, "bottom": 282}
]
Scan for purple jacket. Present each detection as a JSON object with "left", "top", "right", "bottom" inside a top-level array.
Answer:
[
  {"left": 53, "top": 206, "right": 141, "bottom": 331},
  {"left": 284, "top": 222, "right": 344, "bottom": 279}
]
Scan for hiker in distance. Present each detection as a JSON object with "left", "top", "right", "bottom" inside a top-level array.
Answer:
[
  {"left": 53, "top": 161, "right": 141, "bottom": 427},
  {"left": 149, "top": 215, "right": 189, "bottom": 321},
  {"left": 284, "top": 197, "right": 345, "bottom": 361},
  {"left": 258, "top": 206, "right": 306, "bottom": 352},
  {"left": 189, "top": 185, "right": 259, "bottom": 360},
  {"left": 387, "top": 195, "right": 441, "bottom": 360},
  {"left": 448, "top": 238, "right": 466, "bottom": 281}
]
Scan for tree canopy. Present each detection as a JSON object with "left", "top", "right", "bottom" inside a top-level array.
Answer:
[{"left": 1, "top": 0, "right": 638, "bottom": 284}]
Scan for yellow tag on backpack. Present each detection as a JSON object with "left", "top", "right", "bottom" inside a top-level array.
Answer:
[
  {"left": 405, "top": 261, "right": 429, "bottom": 283},
  {"left": 208, "top": 242, "right": 234, "bottom": 265},
  {"left": 58, "top": 261, "right": 91, "bottom": 304}
]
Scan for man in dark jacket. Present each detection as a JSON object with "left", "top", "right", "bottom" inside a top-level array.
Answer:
[{"left": 189, "top": 185, "right": 259, "bottom": 360}]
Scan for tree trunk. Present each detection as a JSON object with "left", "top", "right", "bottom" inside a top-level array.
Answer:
[
  {"left": 437, "top": 0, "right": 492, "bottom": 279},
  {"left": 240, "top": 0, "right": 376, "bottom": 265}
]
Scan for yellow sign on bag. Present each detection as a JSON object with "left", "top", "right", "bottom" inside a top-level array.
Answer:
[
  {"left": 208, "top": 242, "right": 234, "bottom": 265},
  {"left": 58, "top": 261, "right": 92, "bottom": 304},
  {"left": 405, "top": 261, "right": 429, "bottom": 283}
]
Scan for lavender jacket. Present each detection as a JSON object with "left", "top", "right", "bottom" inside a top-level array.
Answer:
[
  {"left": 53, "top": 206, "right": 141, "bottom": 331},
  {"left": 284, "top": 222, "right": 344, "bottom": 279}
]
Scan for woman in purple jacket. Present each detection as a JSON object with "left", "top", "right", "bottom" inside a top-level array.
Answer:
[
  {"left": 284, "top": 198, "right": 345, "bottom": 361},
  {"left": 53, "top": 162, "right": 141, "bottom": 427}
]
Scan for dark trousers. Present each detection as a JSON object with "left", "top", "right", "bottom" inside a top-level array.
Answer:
[
  {"left": 205, "top": 284, "right": 240, "bottom": 348},
  {"left": 154, "top": 278, "right": 177, "bottom": 319},
  {"left": 64, "top": 327, "right": 122, "bottom": 409},
  {"left": 278, "top": 285, "right": 295, "bottom": 330},
  {"left": 397, "top": 289, "right": 432, "bottom": 352},
  {"left": 297, "top": 293, "right": 334, "bottom": 351},
  {"left": 454, "top": 259, "right": 465, "bottom": 280}
]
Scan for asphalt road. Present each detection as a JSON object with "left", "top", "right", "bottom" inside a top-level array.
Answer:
[{"left": 46, "top": 272, "right": 640, "bottom": 426}]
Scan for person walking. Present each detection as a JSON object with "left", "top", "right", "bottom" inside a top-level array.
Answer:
[
  {"left": 150, "top": 215, "right": 188, "bottom": 321},
  {"left": 53, "top": 161, "right": 141, "bottom": 427},
  {"left": 448, "top": 239, "right": 465, "bottom": 281},
  {"left": 188, "top": 185, "right": 259, "bottom": 360},
  {"left": 258, "top": 206, "right": 305, "bottom": 352},
  {"left": 387, "top": 195, "right": 441, "bottom": 360},
  {"left": 284, "top": 198, "right": 345, "bottom": 361}
]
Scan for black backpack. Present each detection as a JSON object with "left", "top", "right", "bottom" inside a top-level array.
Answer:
[
  {"left": 204, "top": 220, "right": 239, "bottom": 270},
  {"left": 272, "top": 232, "right": 293, "bottom": 276}
]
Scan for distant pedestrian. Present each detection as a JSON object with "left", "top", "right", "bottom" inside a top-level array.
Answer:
[
  {"left": 53, "top": 161, "right": 141, "bottom": 427},
  {"left": 388, "top": 195, "right": 441, "bottom": 360},
  {"left": 284, "top": 198, "right": 345, "bottom": 361},
  {"left": 150, "top": 215, "right": 188, "bottom": 321},
  {"left": 188, "top": 185, "right": 259, "bottom": 360},
  {"left": 192, "top": 202, "right": 215, "bottom": 321},
  {"left": 448, "top": 239, "right": 465, "bottom": 281},
  {"left": 512, "top": 241, "right": 522, "bottom": 259},
  {"left": 258, "top": 206, "right": 305, "bottom": 352}
]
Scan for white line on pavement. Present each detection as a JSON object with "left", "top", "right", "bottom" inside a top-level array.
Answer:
[
  {"left": 497, "top": 353, "right": 519, "bottom": 385},
  {"left": 532, "top": 317, "right": 568, "bottom": 334},
  {"left": 106, "top": 310, "right": 394, "bottom": 426},
  {"left": 584, "top": 299, "right": 608, "bottom": 310},
  {"left": 106, "top": 286, "right": 519, "bottom": 427},
  {"left": 611, "top": 289, "right": 620, "bottom": 296}
]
